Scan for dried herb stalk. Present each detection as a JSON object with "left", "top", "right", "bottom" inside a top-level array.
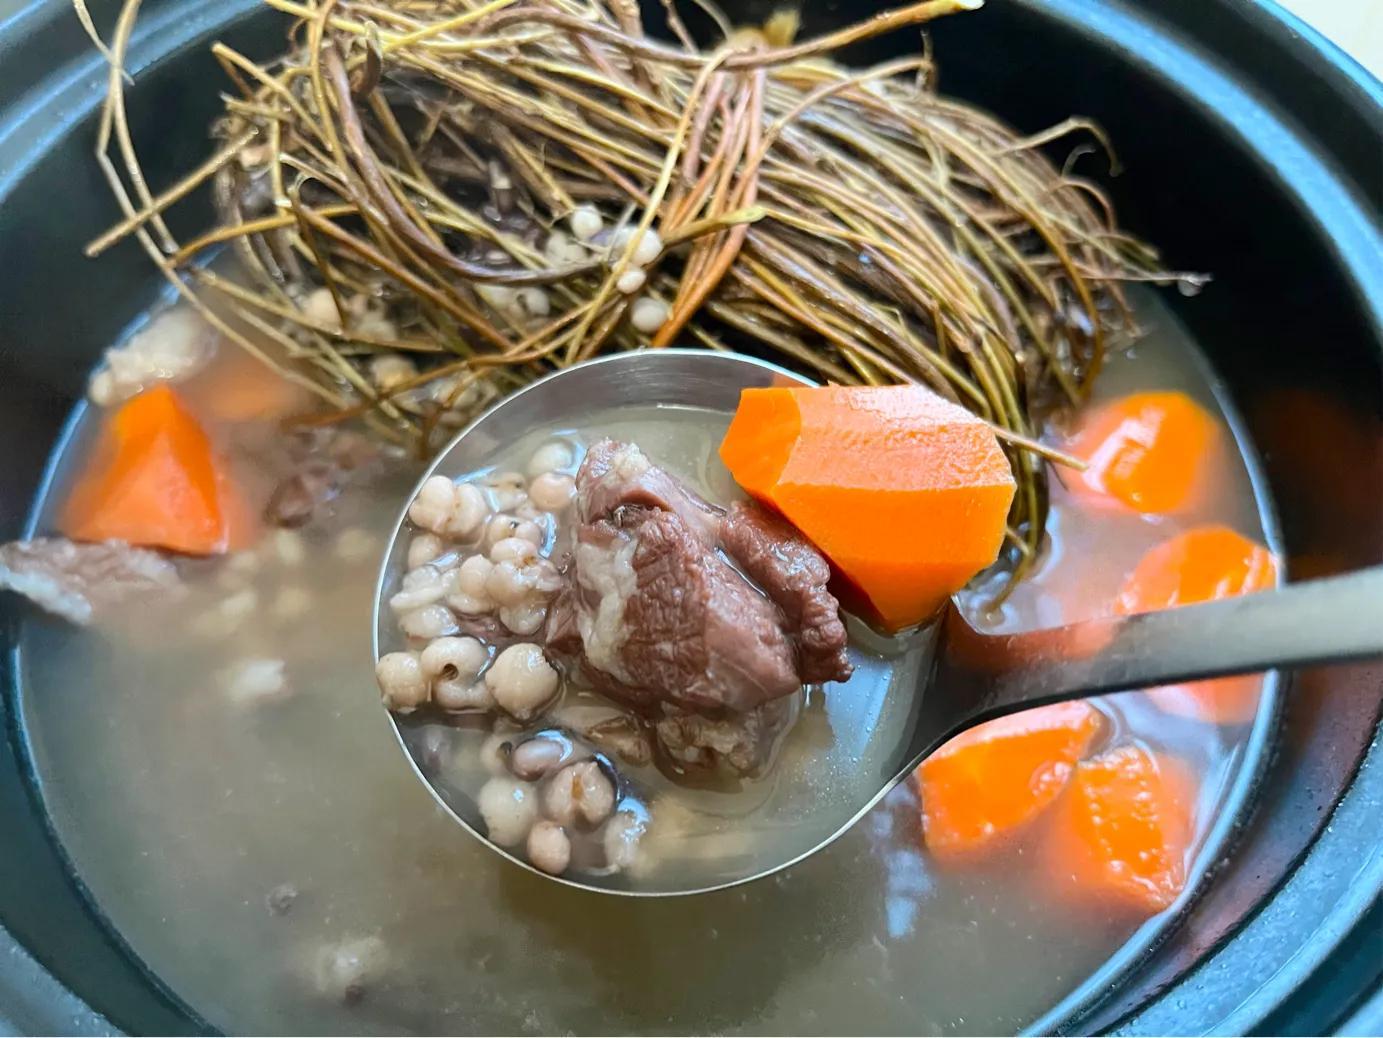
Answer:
[{"left": 78, "top": 0, "right": 1199, "bottom": 587}]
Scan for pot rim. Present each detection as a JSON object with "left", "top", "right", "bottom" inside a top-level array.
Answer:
[{"left": 0, "top": 0, "right": 1378, "bottom": 1033}]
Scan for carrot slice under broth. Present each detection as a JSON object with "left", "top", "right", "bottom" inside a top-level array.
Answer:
[
  {"left": 917, "top": 701, "right": 1105, "bottom": 860},
  {"left": 1042, "top": 745, "right": 1196, "bottom": 916},
  {"left": 1066, "top": 390, "right": 1220, "bottom": 515},
  {"left": 1117, "top": 525, "right": 1279, "bottom": 724}
]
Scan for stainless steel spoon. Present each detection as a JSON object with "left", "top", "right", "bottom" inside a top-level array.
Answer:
[{"left": 375, "top": 350, "right": 1383, "bottom": 897}]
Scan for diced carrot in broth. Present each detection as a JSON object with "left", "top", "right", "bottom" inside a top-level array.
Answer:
[
  {"left": 719, "top": 386, "right": 1016, "bottom": 631},
  {"left": 61, "top": 385, "right": 236, "bottom": 555},
  {"left": 1043, "top": 745, "right": 1196, "bottom": 916},
  {"left": 1117, "top": 525, "right": 1278, "bottom": 724},
  {"left": 184, "top": 348, "right": 313, "bottom": 423},
  {"left": 1067, "top": 391, "right": 1219, "bottom": 514},
  {"left": 917, "top": 702, "right": 1104, "bottom": 859}
]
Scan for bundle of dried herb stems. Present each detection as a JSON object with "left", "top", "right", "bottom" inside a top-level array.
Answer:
[{"left": 81, "top": 0, "right": 1197, "bottom": 591}]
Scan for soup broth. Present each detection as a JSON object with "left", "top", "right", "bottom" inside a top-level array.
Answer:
[{"left": 15, "top": 288, "right": 1276, "bottom": 1034}]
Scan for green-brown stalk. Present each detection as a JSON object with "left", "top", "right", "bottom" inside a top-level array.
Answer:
[{"left": 77, "top": 0, "right": 1200, "bottom": 594}]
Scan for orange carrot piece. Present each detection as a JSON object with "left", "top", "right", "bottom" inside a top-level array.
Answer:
[
  {"left": 61, "top": 385, "right": 234, "bottom": 555},
  {"left": 917, "top": 702, "right": 1104, "bottom": 860},
  {"left": 1067, "top": 391, "right": 1219, "bottom": 514},
  {"left": 1042, "top": 745, "right": 1196, "bottom": 916},
  {"left": 719, "top": 386, "right": 1016, "bottom": 631},
  {"left": 1117, "top": 525, "right": 1279, "bottom": 724},
  {"left": 183, "top": 349, "right": 312, "bottom": 423}
]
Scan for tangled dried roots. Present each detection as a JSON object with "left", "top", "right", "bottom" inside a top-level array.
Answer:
[{"left": 84, "top": 0, "right": 1199, "bottom": 586}]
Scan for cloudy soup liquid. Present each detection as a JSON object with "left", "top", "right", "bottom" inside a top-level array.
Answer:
[{"left": 17, "top": 287, "right": 1276, "bottom": 1034}]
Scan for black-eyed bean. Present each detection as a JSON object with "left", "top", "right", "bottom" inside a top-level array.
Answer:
[
  {"left": 457, "top": 553, "right": 494, "bottom": 596},
  {"left": 509, "top": 735, "right": 572, "bottom": 780}
]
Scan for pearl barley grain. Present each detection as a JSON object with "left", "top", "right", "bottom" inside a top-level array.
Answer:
[
  {"left": 527, "top": 820, "right": 572, "bottom": 875},
  {"left": 529, "top": 472, "right": 575, "bottom": 512},
  {"left": 543, "top": 760, "right": 615, "bottom": 828},
  {"left": 477, "top": 777, "right": 537, "bottom": 847},
  {"left": 526, "top": 441, "right": 574, "bottom": 477},
  {"left": 631, "top": 297, "right": 669, "bottom": 334},
  {"left": 499, "top": 602, "right": 547, "bottom": 636},
  {"left": 485, "top": 643, "right": 559, "bottom": 720},
  {"left": 400, "top": 603, "right": 460, "bottom": 639},
  {"left": 570, "top": 205, "right": 602, "bottom": 241},
  {"left": 376, "top": 652, "right": 428, "bottom": 711},
  {"left": 407, "top": 533, "right": 445, "bottom": 569},
  {"left": 420, "top": 636, "right": 487, "bottom": 685},
  {"left": 616, "top": 268, "right": 646, "bottom": 294},
  {"left": 408, "top": 476, "right": 486, "bottom": 538},
  {"left": 434, "top": 678, "right": 494, "bottom": 712}
]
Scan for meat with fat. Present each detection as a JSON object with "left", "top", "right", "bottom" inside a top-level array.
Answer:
[
  {"left": 550, "top": 440, "right": 852, "bottom": 723},
  {"left": 0, "top": 537, "right": 182, "bottom": 625},
  {"left": 562, "top": 506, "right": 801, "bottom": 714}
]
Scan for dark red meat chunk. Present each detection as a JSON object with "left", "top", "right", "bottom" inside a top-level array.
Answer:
[{"left": 720, "top": 501, "right": 853, "bottom": 685}]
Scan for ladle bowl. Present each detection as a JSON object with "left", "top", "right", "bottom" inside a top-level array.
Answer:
[{"left": 374, "top": 350, "right": 1383, "bottom": 897}]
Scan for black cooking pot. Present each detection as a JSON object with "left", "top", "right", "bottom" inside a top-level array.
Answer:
[{"left": 1, "top": 0, "right": 1379, "bottom": 1032}]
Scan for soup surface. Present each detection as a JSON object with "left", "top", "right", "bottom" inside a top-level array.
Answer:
[{"left": 15, "top": 288, "right": 1276, "bottom": 1034}]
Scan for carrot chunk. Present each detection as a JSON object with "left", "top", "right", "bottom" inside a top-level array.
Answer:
[
  {"left": 917, "top": 702, "right": 1104, "bottom": 859},
  {"left": 719, "top": 385, "right": 1016, "bottom": 631},
  {"left": 1042, "top": 745, "right": 1196, "bottom": 916},
  {"left": 1117, "top": 525, "right": 1279, "bottom": 724},
  {"left": 1067, "top": 390, "right": 1219, "bottom": 514},
  {"left": 61, "top": 385, "right": 235, "bottom": 555},
  {"left": 183, "top": 348, "right": 312, "bottom": 423}
]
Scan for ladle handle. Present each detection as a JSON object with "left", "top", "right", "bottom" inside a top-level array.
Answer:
[{"left": 949, "top": 567, "right": 1383, "bottom": 716}]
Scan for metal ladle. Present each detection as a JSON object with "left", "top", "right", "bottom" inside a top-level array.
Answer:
[{"left": 374, "top": 350, "right": 1383, "bottom": 896}]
